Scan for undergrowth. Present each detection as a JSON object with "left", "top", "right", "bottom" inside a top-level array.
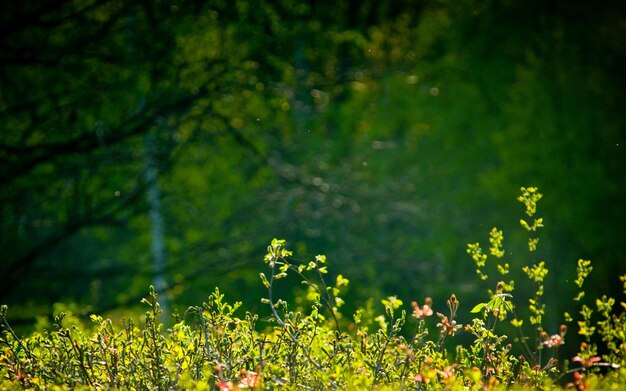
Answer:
[{"left": 2, "top": 187, "right": 625, "bottom": 390}]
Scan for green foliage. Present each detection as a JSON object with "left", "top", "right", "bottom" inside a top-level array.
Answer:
[
  {"left": 2, "top": 188, "right": 626, "bottom": 390},
  {"left": 0, "top": 2, "right": 624, "bottom": 350}
]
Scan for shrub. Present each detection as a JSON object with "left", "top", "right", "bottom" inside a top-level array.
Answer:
[{"left": 1, "top": 187, "right": 625, "bottom": 390}]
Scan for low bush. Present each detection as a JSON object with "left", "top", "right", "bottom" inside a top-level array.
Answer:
[{"left": 2, "top": 187, "right": 625, "bottom": 390}]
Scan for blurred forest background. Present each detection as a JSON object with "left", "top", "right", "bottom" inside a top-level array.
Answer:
[{"left": 1, "top": 0, "right": 625, "bottom": 345}]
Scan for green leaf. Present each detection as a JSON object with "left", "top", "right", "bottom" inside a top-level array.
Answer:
[{"left": 471, "top": 303, "right": 487, "bottom": 313}]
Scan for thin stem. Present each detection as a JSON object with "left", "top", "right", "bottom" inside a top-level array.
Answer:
[
  {"left": 400, "top": 320, "right": 423, "bottom": 384},
  {"left": 198, "top": 308, "right": 212, "bottom": 362},
  {"left": 372, "top": 334, "right": 392, "bottom": 388},
  {"left": 267, "top": 257, "right": 328, "bottom": 373},
  {"left": 287, "top": 263, "right": 342, "bottom": 334},
  {"left": 65, "top": 330, "right": 94, "bottom": 387},
  {"left": 0, "top": 311, "right": 33, "bottom": 360},
  {"left": 315, "top": 267, "right": 342, "bottom": 333},
  {"left": 511, "top": 308, "right": 535, "bottom": 362}
]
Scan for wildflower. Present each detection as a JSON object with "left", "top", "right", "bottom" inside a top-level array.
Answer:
[
  {"left": 567, "top": 371, "right": 588, "bottom": 391},
  {"left": 411, "top": 297, "right": 433, "bottom": 318},
  {"left": 216, "top": 380, "right": 234, "bottom": 391},
  {"left": 435, "top": 294, "right": 461, "bottom": 335},
  {"left": 216, "top": 370, "right": 261, "bottom": 390},
  {"left": 543, "top": 324, "right": 567, "bottom": 348},
  {"left": 572, "top": 355, "right": 601, "bottom": 368},
  {"left": 412, "top": 373, "right": 428, "bottom": 383},
  {"left": 543, "top": 334, "right": 564, "bottom": 348},
  {"left": 214, "top": 365, "right": 233, "bottom": 390},
  {"left": 436, "top": 313, "right": 462, "bottom": 336},
  {"left": 238, "top": 370, "right": 261, "bottom": 388}
]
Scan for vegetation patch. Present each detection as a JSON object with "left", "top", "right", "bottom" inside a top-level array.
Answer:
[{"left": 2, "top": 188, "right": 625, "bottom": 390}]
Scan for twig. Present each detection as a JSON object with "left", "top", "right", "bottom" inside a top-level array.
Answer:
[{"left": 0, "top": 306, "right": 33, "bottom": 360}]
